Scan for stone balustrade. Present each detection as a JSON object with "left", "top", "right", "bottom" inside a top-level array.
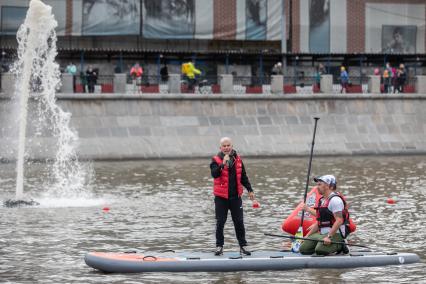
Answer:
[{"left": 2, "top": 72, "right": 426, "bottom": 96}]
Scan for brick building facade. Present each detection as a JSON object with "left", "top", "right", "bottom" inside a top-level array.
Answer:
[
  {"left": 291, "top": 0, "right": 426, "bottom": 54},
  {"left": 346, "top": 0, "right": 426, "bottom": 54}
]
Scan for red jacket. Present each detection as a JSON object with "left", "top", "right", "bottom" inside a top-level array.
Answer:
[
  {"left": 130, "top": 66, "right": 143, "bottom": 77},
  {"left": 212, "top": 155, "right": 243, "bottom": 199}
]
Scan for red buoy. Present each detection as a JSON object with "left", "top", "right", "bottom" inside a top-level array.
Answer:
[
  {"left": 102, "top": 207, "right": 110, "bottom": 211},
  {"left": 387, "top": 198, "right": 396, "bottom": 204},
  {"left": 252, "top": 200, "right": 260, "bottom": 208}
]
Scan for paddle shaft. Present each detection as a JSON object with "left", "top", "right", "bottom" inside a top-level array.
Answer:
[
  {"left": 265, "top": 233, "right": 371, "bottom": 249},
  {"left": 299, "top": 117, "right": 320, "bottom": 228}
]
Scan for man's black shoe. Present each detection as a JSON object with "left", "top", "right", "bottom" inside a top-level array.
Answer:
[
  {"left": 214, "top": 246, "right": 223, "bottom": 256},
  {"left": 240, "top": 246, "right": 251, "bottom": 256},
  {"left": 341, "top": 243, "right": 350, "bottom": 254}
]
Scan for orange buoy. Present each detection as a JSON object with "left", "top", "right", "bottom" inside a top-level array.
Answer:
[{"left": 282, "top": 187, "right": 321, "bottom": 236}]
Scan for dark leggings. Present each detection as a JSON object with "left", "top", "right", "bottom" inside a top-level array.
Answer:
[{"left": 215, "top": 196, "right": 247, "bottom": 247}]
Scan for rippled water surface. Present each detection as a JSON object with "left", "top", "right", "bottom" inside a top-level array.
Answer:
[{"left": 1, "top": 156, "right": 425, "bottom": 283}]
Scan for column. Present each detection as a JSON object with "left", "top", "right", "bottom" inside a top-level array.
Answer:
[
  {"left": 113, "top": 73, "right": 127, "bottom": 94},
  {"left": 271, "top": 75, "right": 284, "bottom": 94},
  {"left": 168, "top": 74, "right": 181, "bottom": 94},
  {"left": 220, "top": 74, "right": 233, "bottom": 94},
  {"left": 368, "top": 75, "right": 381, "bottom": 94},
  {"left": 60, "top": 73, "right": 74, "bottom": 93},
  {"left": 415, "top": 76, "right": 426, "bottom": 94},
  {"left": 1, "top": 72, "right": 15, "bottom": 95},
  {"left": 320, "top": 75, "right": 333, "bottom": 93}
]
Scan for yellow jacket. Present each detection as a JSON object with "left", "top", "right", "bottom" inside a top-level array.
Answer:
[{"left": 182, "top": 62, "right": 201, "bottom": 79}]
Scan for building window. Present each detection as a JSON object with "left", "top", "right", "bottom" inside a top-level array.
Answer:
[{"left": 1, "top": 6, "right": 28, "bottom": 34}]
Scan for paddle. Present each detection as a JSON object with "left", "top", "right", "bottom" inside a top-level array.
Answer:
[
  {"left": 291, "top": 117, "right": 320, "bottom": 253},
  {"left": 265, "top": 233, "right": 371, "bottom": 249}
]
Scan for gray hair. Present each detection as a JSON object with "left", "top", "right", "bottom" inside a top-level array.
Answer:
[{"left": 220, "top": 137, "right": 232, "bottom": 145}]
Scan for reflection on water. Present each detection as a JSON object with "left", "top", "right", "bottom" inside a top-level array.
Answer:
[{"left": 0, "top": 156, "right": 425, "bottom": 283}]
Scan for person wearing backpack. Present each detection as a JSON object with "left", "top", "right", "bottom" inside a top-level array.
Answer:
[{"left": 299, "top": 175, "right": 351, "bottom": 255}]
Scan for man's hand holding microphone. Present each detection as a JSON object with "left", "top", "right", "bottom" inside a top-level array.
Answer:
[{"left": 222, "top": 154, "right": 231, "bottom": 168}]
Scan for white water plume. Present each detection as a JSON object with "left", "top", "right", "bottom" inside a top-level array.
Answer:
[{"left": 11, "top": 0, "right": 92, "bottom": 200}]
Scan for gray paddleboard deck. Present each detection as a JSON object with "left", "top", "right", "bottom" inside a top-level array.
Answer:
[{"left": 85, "top": 250, "right": 420, "bottom": 273}]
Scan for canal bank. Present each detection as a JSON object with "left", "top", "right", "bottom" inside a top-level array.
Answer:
[{"left": 0, "top": 93, "right": 425, "bottom": 160}]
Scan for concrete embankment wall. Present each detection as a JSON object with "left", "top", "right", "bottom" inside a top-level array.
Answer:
[{"left": 0, "top": 93, "right": 425, "bottom": 160}]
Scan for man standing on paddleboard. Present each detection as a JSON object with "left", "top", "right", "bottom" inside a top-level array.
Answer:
[{"left": 210, "top": 137, "right": 255, "bottom": 256}]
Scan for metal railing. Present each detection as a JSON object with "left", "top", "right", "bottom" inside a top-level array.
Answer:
[
  {"left": 179, "top": 75, "right": 220, "bottom": 94},
  {"left": 65, "top": 73, "right": 418, "bottom": 94},
  {"left": 75, "top": 74, "right": 114, "bottom": 85},
  {"left": 126, "top": 74, "right": 165, "bottom": 85},
  {"left": 71, "top": 74, "right": 114, "bottom": 93}
]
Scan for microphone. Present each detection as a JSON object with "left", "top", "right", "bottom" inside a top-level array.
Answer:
[{"left": 227, "top": 159, "right": 233, "bottom": 168}]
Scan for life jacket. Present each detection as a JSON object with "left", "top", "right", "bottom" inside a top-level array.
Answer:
[
  {"left": 316, "top": 192, "right": 353, "bottom": 238},
  {"left": 212, "top": 155, "right": 243, "bottom": 199}
]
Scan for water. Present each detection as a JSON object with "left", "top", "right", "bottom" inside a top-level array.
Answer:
[
  {"left": 10, "top": 0, "right": 89, "bottom": 200},
  {"left": 0, "top": 156, "right": 424, "bottom": 283}
]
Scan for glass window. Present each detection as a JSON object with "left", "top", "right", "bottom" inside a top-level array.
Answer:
[{"left": 1, "top": 6, "right": 28, "bottom": 34}]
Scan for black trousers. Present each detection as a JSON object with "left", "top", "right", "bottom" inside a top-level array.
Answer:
[
  {"left": 215, "top": 196, "right": 247, "bottom": 247},
  {"left": 88, "top": 82, "right": 95, "bottom": 93},
  {"left": 72, "top": 75, "right": 76, "bottom": 93},
  {"left": 188, "top": 78, "right": 196, "bottom": 91}
]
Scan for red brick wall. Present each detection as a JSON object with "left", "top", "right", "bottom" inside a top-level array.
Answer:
[
  {"left": 346, "top": 1, "right": 365, "bottom": 53},
  {"left": 65, "top": 0, "right": 73, "bottom": 36},
  {"left": 285, "top": 0, "right": 290, "bottom": 41},
  {"left": 292, "top": 0, "right": 300, "bottom": 52},
  {"left": 214, "top": 0, "right": 237, "bottom": 40},
  {"left": 347, "top": 0, "right": 426, "bottom": 53}
]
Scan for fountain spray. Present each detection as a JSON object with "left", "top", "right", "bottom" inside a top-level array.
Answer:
[{"left": 5, "top": 0, "right": 90, "bottom": 207}]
